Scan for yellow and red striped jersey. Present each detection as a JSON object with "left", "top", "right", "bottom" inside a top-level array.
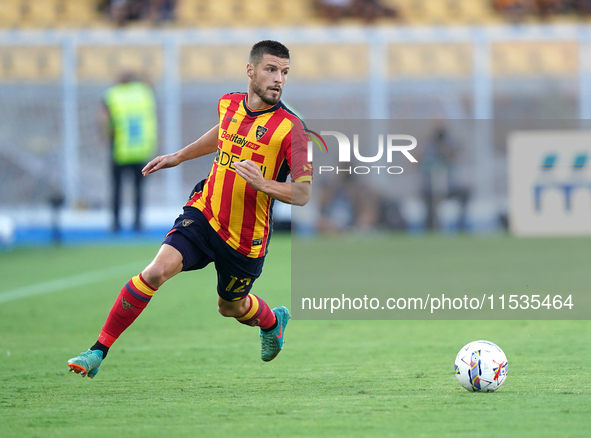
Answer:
[{"left": 186, "top": 92, "right": 312, "bottom": 258}]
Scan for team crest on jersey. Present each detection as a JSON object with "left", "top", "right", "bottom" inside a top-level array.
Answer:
[
  {"left": 182, "top": 219, "right": 194, "bottom": 227},
  {"left": 256, "top": 125, "right": 268, "bottom": 140}
]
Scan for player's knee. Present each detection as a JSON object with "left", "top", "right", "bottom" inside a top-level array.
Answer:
[
  {"left": 142, "top": 264, "right": 172, "bottom": 289},
  {"left": 217, "top": 305, "right": 240, "bottom": 318}
]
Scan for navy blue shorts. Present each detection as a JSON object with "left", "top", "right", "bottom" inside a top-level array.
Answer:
[{"left": 163, "top": 207, "right": 265, "bottom": 302}]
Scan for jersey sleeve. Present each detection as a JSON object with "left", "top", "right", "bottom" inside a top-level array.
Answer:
[{"left": 285, "top": 118, "right": 313, "bottom": 183}]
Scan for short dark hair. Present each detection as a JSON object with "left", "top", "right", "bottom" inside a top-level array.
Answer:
[{"left": 249, "top": 40, "right": 290, "bottom": 66}]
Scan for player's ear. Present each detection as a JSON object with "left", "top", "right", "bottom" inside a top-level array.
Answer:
[{"left": 246, "top": 63, "right": 254, "bottom": 78}]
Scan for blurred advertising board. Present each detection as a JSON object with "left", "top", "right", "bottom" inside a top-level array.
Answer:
[{"left": 509, "top": 131, "right": 591, "bottom": 236}]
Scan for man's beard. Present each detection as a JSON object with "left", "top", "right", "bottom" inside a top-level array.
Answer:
[{"left": 252, "top": 75, "right": 281, "bottom": 106}]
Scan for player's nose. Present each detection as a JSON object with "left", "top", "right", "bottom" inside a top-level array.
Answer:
[{"left": 273, "top": 70, "right": 283, "bottom": 83}]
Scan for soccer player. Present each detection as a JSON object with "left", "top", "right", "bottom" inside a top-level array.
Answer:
[{"left": 67, "top": 40, "right": 312, "bottom": 378}]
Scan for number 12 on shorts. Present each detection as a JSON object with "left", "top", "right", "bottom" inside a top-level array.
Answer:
[{"left": 225, "top": 276, "right": 252, "bottom": 293}]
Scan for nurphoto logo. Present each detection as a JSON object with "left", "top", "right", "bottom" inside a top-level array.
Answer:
[{"left": 306, "top": 130, "right": 418, "bottom": 175}]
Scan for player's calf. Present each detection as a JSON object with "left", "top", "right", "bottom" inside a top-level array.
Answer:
[{"left": 234, "top": 294, "right": 276, "bottom": 328}]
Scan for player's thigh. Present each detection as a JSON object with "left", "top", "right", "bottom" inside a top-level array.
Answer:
[{"left": 142, "top": 243, "right": 184, "bottom": 288}]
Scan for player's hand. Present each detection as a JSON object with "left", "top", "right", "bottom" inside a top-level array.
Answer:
[
  {"left": 142, "top": 154, "right": 181, "bottom": 176},
  {"left": 234, "top": 160, "right": 267, "bottom": 192}
]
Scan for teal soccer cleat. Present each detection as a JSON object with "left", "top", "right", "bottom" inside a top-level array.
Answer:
[
  {"left": 67, "top": 349, "right": 103, "bottom": 378},
  {"left": 260, "top": 306, "right": 291, "bottom": 362}
]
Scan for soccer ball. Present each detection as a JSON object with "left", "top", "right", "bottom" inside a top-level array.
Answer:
[{"left": 454, "top": 340, "right": 508, "bottom": 392}]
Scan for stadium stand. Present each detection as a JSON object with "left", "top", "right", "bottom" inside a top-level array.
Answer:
[
  {"left": 0, "top": 3, "right": 583, "bottom": 112},
  {"left": 61, "top": 0, "right": 103, "bottom": 27},
  {"left": 0, "top": 39, "right": 580, "bottom": 83},
  {"left": 0, "top": 0, "right": 21, "bottom": 28},
  {"left": 175, "top": 0, "right": 315, "bottom": 27},
  {"left": 388, "top": 43, "right": 472, "bottom": 78},
  {"left": 21, "top": 0, "right": 60, "bottom": 29},
  {"left": 0, "top": 0, "right": 104, "bottom": 29},
  {"left": 0, "top": 1, "right": 587, "bottom": 239},
  {"left": 1, "top": 0, "right": 589, "bottom": 30},
  {"left": 0, "top": 47, "right": 62, "bottom": 81},
  {"left": 287, "top": 44, "right": 369, "bottom": 81},
  {"left": 77, "top": 46, "right": 164, "bottom": 82},
  {"left": 179, "top": 45, "right": 250, "bottom": 82},
  {"left": 491, "top": 41, "right": 578, "bottom": 76}
]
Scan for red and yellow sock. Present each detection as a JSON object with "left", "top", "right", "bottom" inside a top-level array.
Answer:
[
  {"left": 97, "top": 273, "right": 157, "bottom": 347},
  {"left": 236, "top": 294, "right": 276, "bottom": 329}
]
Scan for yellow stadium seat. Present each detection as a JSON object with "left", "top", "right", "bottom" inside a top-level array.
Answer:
[
  {"left": 78, "top": 47, "right": 164, "bottom": 82},
  {"left": 431, "top": 44, "right": 472, "bottom": 77},
  {"left": 389, "top": 44, "right": 427, "bottom": 77},
  {"left": 61, "top": 0, "right": 102, "bottom": 27},
  {"left": 289, "top": 46, "right": 326, "bottom": 81},
  {"left": 178, "top": 0, "right": 236, "bottom": 27},
  {"left": 492, "top": 43, "right": 536, "bottom": 76},
  {"left": 1, "top": 47, "right": 60, "bottom": 81},
  {"left": 37, "top": 47, "right": 62, "bottom": 80},
  {"left": 208, "top": 0, "right": 238, "bottom": 26},
  {"left": 241, "top": 0, "right": 273, "bottom": 26},
  {"left": 78, "top": 48, "right": 113, "bottom": 81},
  {"left": 421, "top": 1, "right": 456, "bottom": 25},
  {"left": 385, "top": 0, "right": 501, "bottom": 26},
  {"left": 387, "top": 43, "right": 471, "bottom": 78},
  {"left": 536, "top": 42, "right": 577, "bottom": 76},
  {"left": 8, "top": 48, "right": 39, "bottom": 80},
  {"left": 286, "top": 0, "right": 314, "bottom": 23},
  {"left": 459, "top": 0, "right": 499, "bottom": 24},
  {"left": 179, "top": 45, "right": 248, "bottom": 82},
  {"left": 0, "top": 48, "right": 13, "bottom": 80},
  {"left": 392, "top": 0, "right": 427, "bottom": 25},
  {"left": 112, "top": 47, "right": 164, "bottom": 80},
  {"left": 180, "top": 47, "right": 215, "bottom": 81},
  {"left": 0, "top": 0, "right": 23, "bottom": 28},
  {"left": 219, "top": 45, "right": 251, "bottom": 79},
  {"left": 326, "top": 45, "right": 368, "bottom": 80},
  {"left": 176, "top": 0, "right": 200, "bottom": 26},
  {"left": 21, "top": 0, "right": 59, "bottom": 28}
]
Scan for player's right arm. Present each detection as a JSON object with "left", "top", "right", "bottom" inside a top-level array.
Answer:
[{"left": 142, "top": 124, "right": 219, "bottom": 176}]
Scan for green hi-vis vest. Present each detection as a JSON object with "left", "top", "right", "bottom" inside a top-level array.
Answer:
[{"left": 104, "top": 82, "right": 157, "bottom": 165}]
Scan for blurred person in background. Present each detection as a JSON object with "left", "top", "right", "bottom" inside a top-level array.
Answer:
[
  {"left": 576, "top": 0, "right": 591, "bottom": 15},
  {"left": 99, "top": 71, "right": 158, "bottom": 232},
  {"left": 105, "top": 0, "right": 146, "bottom": 26},
  {"left": 493, "top": 0, "right": 536, "bottom": 21},
  {"left": 315, "top": 0, "right": 398, "bottom": 24},
  {"left": 419, "top": 123, "right": 470, "bottom": 232},
  {"left": 535, "top": 0, "right": 569, "bottom": 18},
  {"left": 100, "top": 0, "right": 176, "bottom": 26},
  {"left": 148, "top": 0, "right": 177, "bottom": 24},
  {"left": 494, "top": 0, "right": 575, "bottom": 20},
  {"left": 349, "top": 0, "right": 399, "bottom": 23},
  {"left": 315, "top": 0, "right": 354, "bottom": 23},
  {"left": 316, "top": 173, "right": 381, "bottom": 233}
]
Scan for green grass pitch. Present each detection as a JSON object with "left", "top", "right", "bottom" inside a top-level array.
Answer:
[{"left": 0, "top": 234, "right": 590, "bottom": 438}]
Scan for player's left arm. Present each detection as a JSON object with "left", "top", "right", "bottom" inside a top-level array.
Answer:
[{"left": 233, "top": 160, "right": 311, "bottom": 206}]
